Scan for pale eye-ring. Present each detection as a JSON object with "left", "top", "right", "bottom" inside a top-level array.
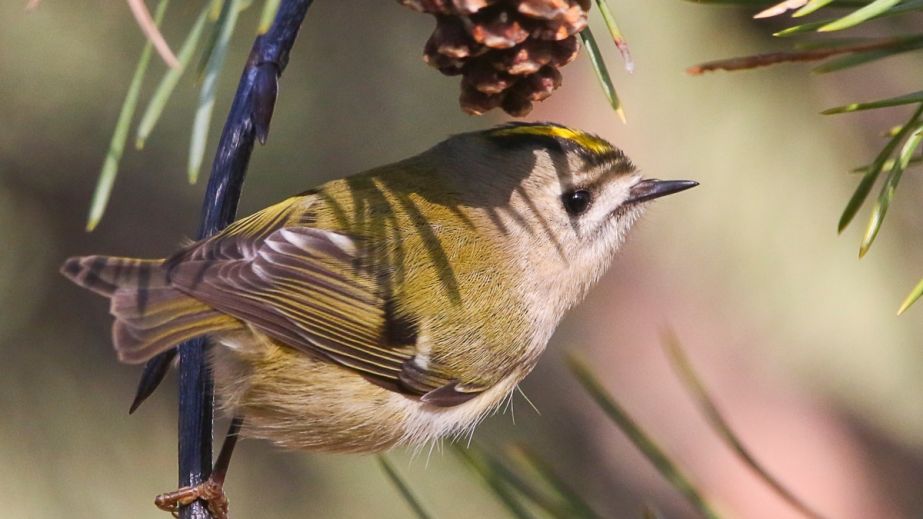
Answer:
[{"left": 562, "top": 190, "right": 591, "bottom": 216}]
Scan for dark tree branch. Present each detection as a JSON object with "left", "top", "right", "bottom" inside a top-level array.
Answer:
[{"left": 125, "top": 1, "right": 314, "bottom": 517}]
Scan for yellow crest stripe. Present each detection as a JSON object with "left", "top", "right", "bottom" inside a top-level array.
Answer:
[{"left": 490, "top": 124, "right": 614, "bottom": 155}]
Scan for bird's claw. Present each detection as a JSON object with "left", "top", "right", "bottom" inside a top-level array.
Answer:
[{"left": 154, "top": 478, "right": 229, "bottom": 519}]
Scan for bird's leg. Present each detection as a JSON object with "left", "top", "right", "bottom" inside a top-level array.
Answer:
[
  {"left": 155, "top": 416, "right": 244, "bottom": 519},
  {"left": 154, "top": 479, "right": 227, "bottom": 519}
]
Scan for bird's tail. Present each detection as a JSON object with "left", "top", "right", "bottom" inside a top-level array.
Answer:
[{"left": 61, "top": 256, "right": 240, "bottom": 363}]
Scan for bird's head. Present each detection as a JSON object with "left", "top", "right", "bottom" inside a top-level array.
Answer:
[{"left": 431, "top": 122, "right": 697, "bottom": 309}]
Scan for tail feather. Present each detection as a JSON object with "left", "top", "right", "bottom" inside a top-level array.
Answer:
[
  {"left": 113, "top": 309, "right": 238, "bottom": 364},
  {"left": 62, "top": 255, "right": 240, "bottom": 364},
  {"left": 61, "top": 256, "right": 167, "bottom": 297},
  {"left": 111, "top": 286, "right": 204, "bottom": 323}
]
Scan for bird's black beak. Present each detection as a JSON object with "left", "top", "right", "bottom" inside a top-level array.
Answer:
[{"left": 626, "top": 179, "right": 698, "bottom": 204}]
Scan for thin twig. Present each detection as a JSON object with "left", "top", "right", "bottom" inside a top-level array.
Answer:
[
  {"left": 162, "top": 1, "right": 315, "bottom": 517},
  {"left": 687, "top": 37, "right": 912, "bottom": 74}
]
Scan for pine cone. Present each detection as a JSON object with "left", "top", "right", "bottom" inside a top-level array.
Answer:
[{"left": 401, "top": 0, "right": 589, "bottom": 116}]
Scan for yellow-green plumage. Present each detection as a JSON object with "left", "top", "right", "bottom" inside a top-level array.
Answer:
[{"left": 62, "top": 123, "right": 695, "bottom": 453}]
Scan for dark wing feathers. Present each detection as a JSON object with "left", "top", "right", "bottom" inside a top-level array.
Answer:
[{"left": 167, "top": 219, "right": 458, "bottom": 397}]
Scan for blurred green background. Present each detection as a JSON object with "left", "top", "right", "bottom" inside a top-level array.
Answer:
[{"left": 3, "top": 1, "right": 923, "bottom": 517}]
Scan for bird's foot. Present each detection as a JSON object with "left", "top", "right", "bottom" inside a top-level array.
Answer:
[{"left": 154, "top": 478, "right": 228, "bottom": 519}]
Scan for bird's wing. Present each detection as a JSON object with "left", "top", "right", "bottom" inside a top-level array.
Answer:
[{"left": 165, "top": 196, "right": 479, "bottom": 405}]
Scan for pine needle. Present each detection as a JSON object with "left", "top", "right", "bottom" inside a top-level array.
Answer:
[
  {"left": 897, "top": 276, "right": 923, "bottom": 315},
  {"left": 136, "top": 5, "right": 210, "bottom": 149},
  {"left": 455, "top": 447, "right": 534, "bottom": 519},
  {"left": 189, "top": 0, "right": 243, "bottom": 184},
  {"left": 579, "top": 28, "right": 625, "bottom": 123},
  {"left": 258, "top": 0, "right": 282, "bottom": 34},
  {"left": 567, "top": 353, "right": 722, "bottom": 519},
  {"left": 86, "top": 0, "right": 170, "bottom": 231},
  {"left": 859, "top": 122, "right": 923, "bottom": 257},
  {"left": 126, "top": 0, "right": 180, "bottom": 68},
  {"left": 662, "top": 330, "right": 828, "bottom": 519},
  {"left": 506, "top": 444, "right": 601, "bottom": 518},
  {"left": 592, "top": 0, "right": 634, "bottom": 72},
  {"left": 837, "top": 104, "right": 923, "bottom": 234},
  {"left": 377, "top": 455, "right": 433, "bottom": 519}
]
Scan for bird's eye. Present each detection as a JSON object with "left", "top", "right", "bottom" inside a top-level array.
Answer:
[{"left": 562, "top": 190, "right": 592, "bottom": 216}]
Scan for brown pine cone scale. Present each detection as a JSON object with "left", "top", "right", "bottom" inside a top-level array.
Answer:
[{"left": 403, "top": 0, "right": 589, "bottom": 116}]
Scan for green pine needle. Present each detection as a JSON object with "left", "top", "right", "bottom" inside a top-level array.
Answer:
[
  {"left": 815, "top": 44, "right": 923, "bottom": 73},
  {"left": 506, "top": 444, "right": 601, "bottom": 518},
  {"left": 189, "top": 0, "right": 243, "bottom": 184},
  {"left": 838, "top": 104, "right": 923, "bottom": 233},
  {"left": 86, "top": 0, "right": 170, "bottom": 231},
  {"left": 681, "top": 0, "right": 863, "bottom": 5},
  {"left": 692, "top": 0, "right": 923, "bottom": 350},
  {"left": 196, "top": 0, "right": 229, "bottom": 80},
  {"left": 776, "top": 0, "right": 923, "bottom": 37},
  {"left": 897, "top": 276, "right": 923, "bottom": 315},
  {"left": 859, "top": 122, "right": 923, "bottom": 257},
  {"left": 822, "top": 90, "right": 923, "bottom": 115},
  {"left": 579, "top": 28, "right": 625, "bottom": 123},
  {"left": 818, "top": 0, "right": 902, "bottom": 32},
  {"left": 377, "top": 455, "right": 433, "bottom": 519},
  {"left": 458, "top": 444, "right": 583, "bottom": 517},
  {"left": 662, "top": 330, "right": 828, "bottom": 519},
  {"left": 593, "top": 0, "right": 634, "bottom": 73},
  {"left": 851, "top": 155, "right": 923, "bottom": 174},
  {"left": 258, "top": 0, "right": 282, "bottom": 34},
  {"left": 136, "top": 6, "right": 209, "bottom": 150},
  {"left": 567, "top": 354, "right": 723, "bottom": 519},
  {"left": 794, "top": 0, "right": 836, "bottom": 17},
  {"left": 455, "top": 447, "right": 534, "bottom": 519}
]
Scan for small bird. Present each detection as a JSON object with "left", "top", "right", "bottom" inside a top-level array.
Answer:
[{"left": 62, "top": 122, "right": 695, "bottom": 517}]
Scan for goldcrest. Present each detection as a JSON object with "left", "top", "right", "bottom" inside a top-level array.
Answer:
[{"left": 62, "top": 123, "right": 696, "bottom": 453}]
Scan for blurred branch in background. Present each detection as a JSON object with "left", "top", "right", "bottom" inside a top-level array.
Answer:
[{"left": 683, "top": 0, "right": 923, "bottom": 313}]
